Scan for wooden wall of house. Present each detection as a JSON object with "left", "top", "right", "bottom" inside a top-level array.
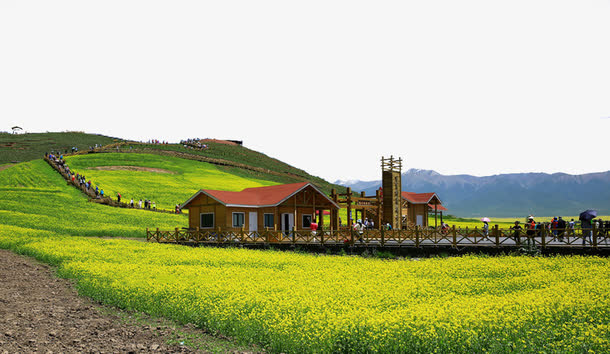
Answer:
[
  {"left": 186, "top": 193, "right": 225, "bottom": 230},
  {"left": 402, "top": 203, "right": 429, "bottom": 228},
  {"left": 186, "top": 185, "right": 337, "bottom": 231}
]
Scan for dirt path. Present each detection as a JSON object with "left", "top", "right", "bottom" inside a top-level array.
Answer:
[
  {"left": 0, "top": 164, "right": 14, "bottom": 172},
  {"left": 90, "top": 166, "right": 175, "bottom": 174},
  {"left": 0, "top": 250, "right": 254, "bottom": 353}
]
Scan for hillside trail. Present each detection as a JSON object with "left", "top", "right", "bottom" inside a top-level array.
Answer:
[
  {"left": 0, "top": 164, "right": 14, "bottom": 172},
  {"left": 0, "top": 249, "right": 253, "bottom": 353}
]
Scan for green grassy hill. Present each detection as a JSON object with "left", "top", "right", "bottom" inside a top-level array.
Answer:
[
  {"left": 0, "top": 160, "right": 186, "bottom": 238},
  {"left": 64, "top": 153, "right": 279, "bottom": 210},
  {"left": 101, "top": 141, "right": 343, "bottom": 194},
  {"left": 1, "top": 132, "right": 344, "bottom": 195},
  {"left": 0, "top": 132, "right": 121, "bottom": 164}
]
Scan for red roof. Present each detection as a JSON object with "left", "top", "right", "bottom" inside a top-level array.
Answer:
[
  {"left": 428, "top": 203, "right": 448, "bottom": 211},
  {"left": 402, "top": 191, "right": 438, "bottom": 204},
  {"left": 182, "top": 182, "right": 339, "bottom": 209},
  {"left": 204, "top": 182, "right": 308, "bottom": 206}
]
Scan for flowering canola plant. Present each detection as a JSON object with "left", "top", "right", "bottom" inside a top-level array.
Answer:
[{"left": 1, "top": 226, "right": 609, "bottom": 353}]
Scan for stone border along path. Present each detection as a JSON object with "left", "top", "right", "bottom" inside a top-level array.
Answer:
[{"left": 0, "top": 249, "right": 260, "bottom": 353}]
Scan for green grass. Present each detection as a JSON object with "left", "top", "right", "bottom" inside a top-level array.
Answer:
[
  {"left": 0, "top": 132, "right": 120, "bottom": 164},
  {"left": 0, "top": 160, "right": 186, "bottom": 238},
  {"left": 64, "top": 153, "right": 279, "bottom": 210},
  {"left": 115, "top": 142, "right": 344, "bottom": 195}
]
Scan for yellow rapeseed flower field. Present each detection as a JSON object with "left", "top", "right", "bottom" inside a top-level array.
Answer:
[{"left": 1, "top": 225, "right": 608, "bottom": 353}]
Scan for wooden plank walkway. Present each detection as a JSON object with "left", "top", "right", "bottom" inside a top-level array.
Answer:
[{"left": 147, "top": 227, "right": 610, "bottom": 250}]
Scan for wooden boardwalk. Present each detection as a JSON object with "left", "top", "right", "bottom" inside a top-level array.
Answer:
[{"left": 147, "top": 226, "right": 610, "bottom": 251}]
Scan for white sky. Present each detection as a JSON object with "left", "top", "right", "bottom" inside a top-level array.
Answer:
[{"left": 1, "top": 0, "right": 609, "bottom": 182}]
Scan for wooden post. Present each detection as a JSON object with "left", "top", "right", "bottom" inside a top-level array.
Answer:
[
  {"left": 380, "top": 226, "right": 385, "bottom": 247},
  {"left": 318, "top": 209, "right": 324, "bottom": 228},
  {"left": 434, "top": 203, "right": 438, "bottom": 229},
  {"left": 593, "top": 224, "right": 598, "bottom": 247},
  {"left": 494, "top": 225, "right": 500, "bottom": 247},
  {"left": 541, "top": 225, "right": 546, "bottom": 249},
  {"left": 156, "top": 228, "right": 160, "bottom": 242},
  {"left": 196, "top": 227, "right": 200, "bottom": 243},
  {"left": 415, "top": 226, "right": 420, "bottom": 247},
  {"left": 240, "top": 226, "right": 245, "bottom": 243},
  {"left": 346, "top": 187, "right": 352, "bottom": 227},
  {"left": 175, "top": 227, "right": 179, "bottom": 242},
  {"left": 330, "top": 189, "right": 339, "bottom": 232},
  {"left": 320, "top": 226, "right": 324, "bottom": 245},
  {"left": 376, "top": 188, "right": 382, "bottom": 230}
]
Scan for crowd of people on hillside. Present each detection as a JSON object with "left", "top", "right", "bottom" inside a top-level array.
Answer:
[
  {"left": 146, "top": 139, "right": 170, "bottom": 145},
  {"left": 44, "top": 152, "right": 181, "bottom": 214},
  {"left": 180, "top": 138, "right": 209, "bottom": 151}
]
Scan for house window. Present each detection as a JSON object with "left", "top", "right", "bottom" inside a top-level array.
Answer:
[
  {"left": 264, "top": 214, "right": 274, "bottom": 228},
  {"left": 232, "top": 212, "right": 245, "bottom": 228},
  {"left": 200, "top": 213, "right": 214, "bottom": 229},
  {"left": 302, "top": 214, "right": 312, "bottom": 229}
]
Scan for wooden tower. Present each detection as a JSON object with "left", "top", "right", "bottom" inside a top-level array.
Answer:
[{"left": 381, "top": 156, "right": 402, "bottom": 229}]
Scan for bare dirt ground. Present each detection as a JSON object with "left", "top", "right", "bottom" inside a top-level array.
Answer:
[
  {"left": 90, "top": 166, "right": 175, "bottom": 174},
  {"left": 0, "top": 250, "right": 256, "bottom": 353}
]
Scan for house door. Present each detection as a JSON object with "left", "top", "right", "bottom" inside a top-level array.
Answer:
[
  {"left": 416, "top": 214, "right": 424, "bottom": 227},
  {"left": 282, "top": 213, "right": 294, "bottom": 235},
  {"left": 249, "top": 212, "right": 258, "bottom": 232}
]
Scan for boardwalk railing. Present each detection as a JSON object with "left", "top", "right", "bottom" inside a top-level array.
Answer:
[{"left": 147, "top": 225, "right": 610, "bottom": 249}]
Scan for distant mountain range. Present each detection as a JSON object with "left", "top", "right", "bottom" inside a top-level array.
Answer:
[{"left": 335, "top": 169, "right": 610, "bottom": 217}]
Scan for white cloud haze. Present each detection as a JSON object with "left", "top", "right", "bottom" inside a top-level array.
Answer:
[{"left": 1, "top": 0, "right": 609, "bottom": 181}]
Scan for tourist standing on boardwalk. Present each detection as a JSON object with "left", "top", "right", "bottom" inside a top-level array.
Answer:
[
  {"left": 557, "top": 217, "right": 566, "bottom": 241},
  {"left": 568, "top": 219, "right": 576, "bottom": 236},
  {"left": 353, "top": 220, "right": 364, "bottom": 242},
  {"left": 512, "top": 221, "right": 522, "bottom": 245},
  {"left": 310, "top": 218, "right": 318, "bottom": 240}
]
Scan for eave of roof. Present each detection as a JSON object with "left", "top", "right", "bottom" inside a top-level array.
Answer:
[{"left": 401, "top": 191, "right": 443, "bottom": 205}]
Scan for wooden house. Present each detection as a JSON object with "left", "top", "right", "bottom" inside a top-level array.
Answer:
[
  {"left": 401, "top": 192, "right": 445, "bottom": 227},
  {"left": 181, "top": 182, "right": 340, "bottom": 233}
]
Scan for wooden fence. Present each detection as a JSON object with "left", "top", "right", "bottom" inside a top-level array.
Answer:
[{"left": 147, "top": 225, "right": 610, "bottom": 249}]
